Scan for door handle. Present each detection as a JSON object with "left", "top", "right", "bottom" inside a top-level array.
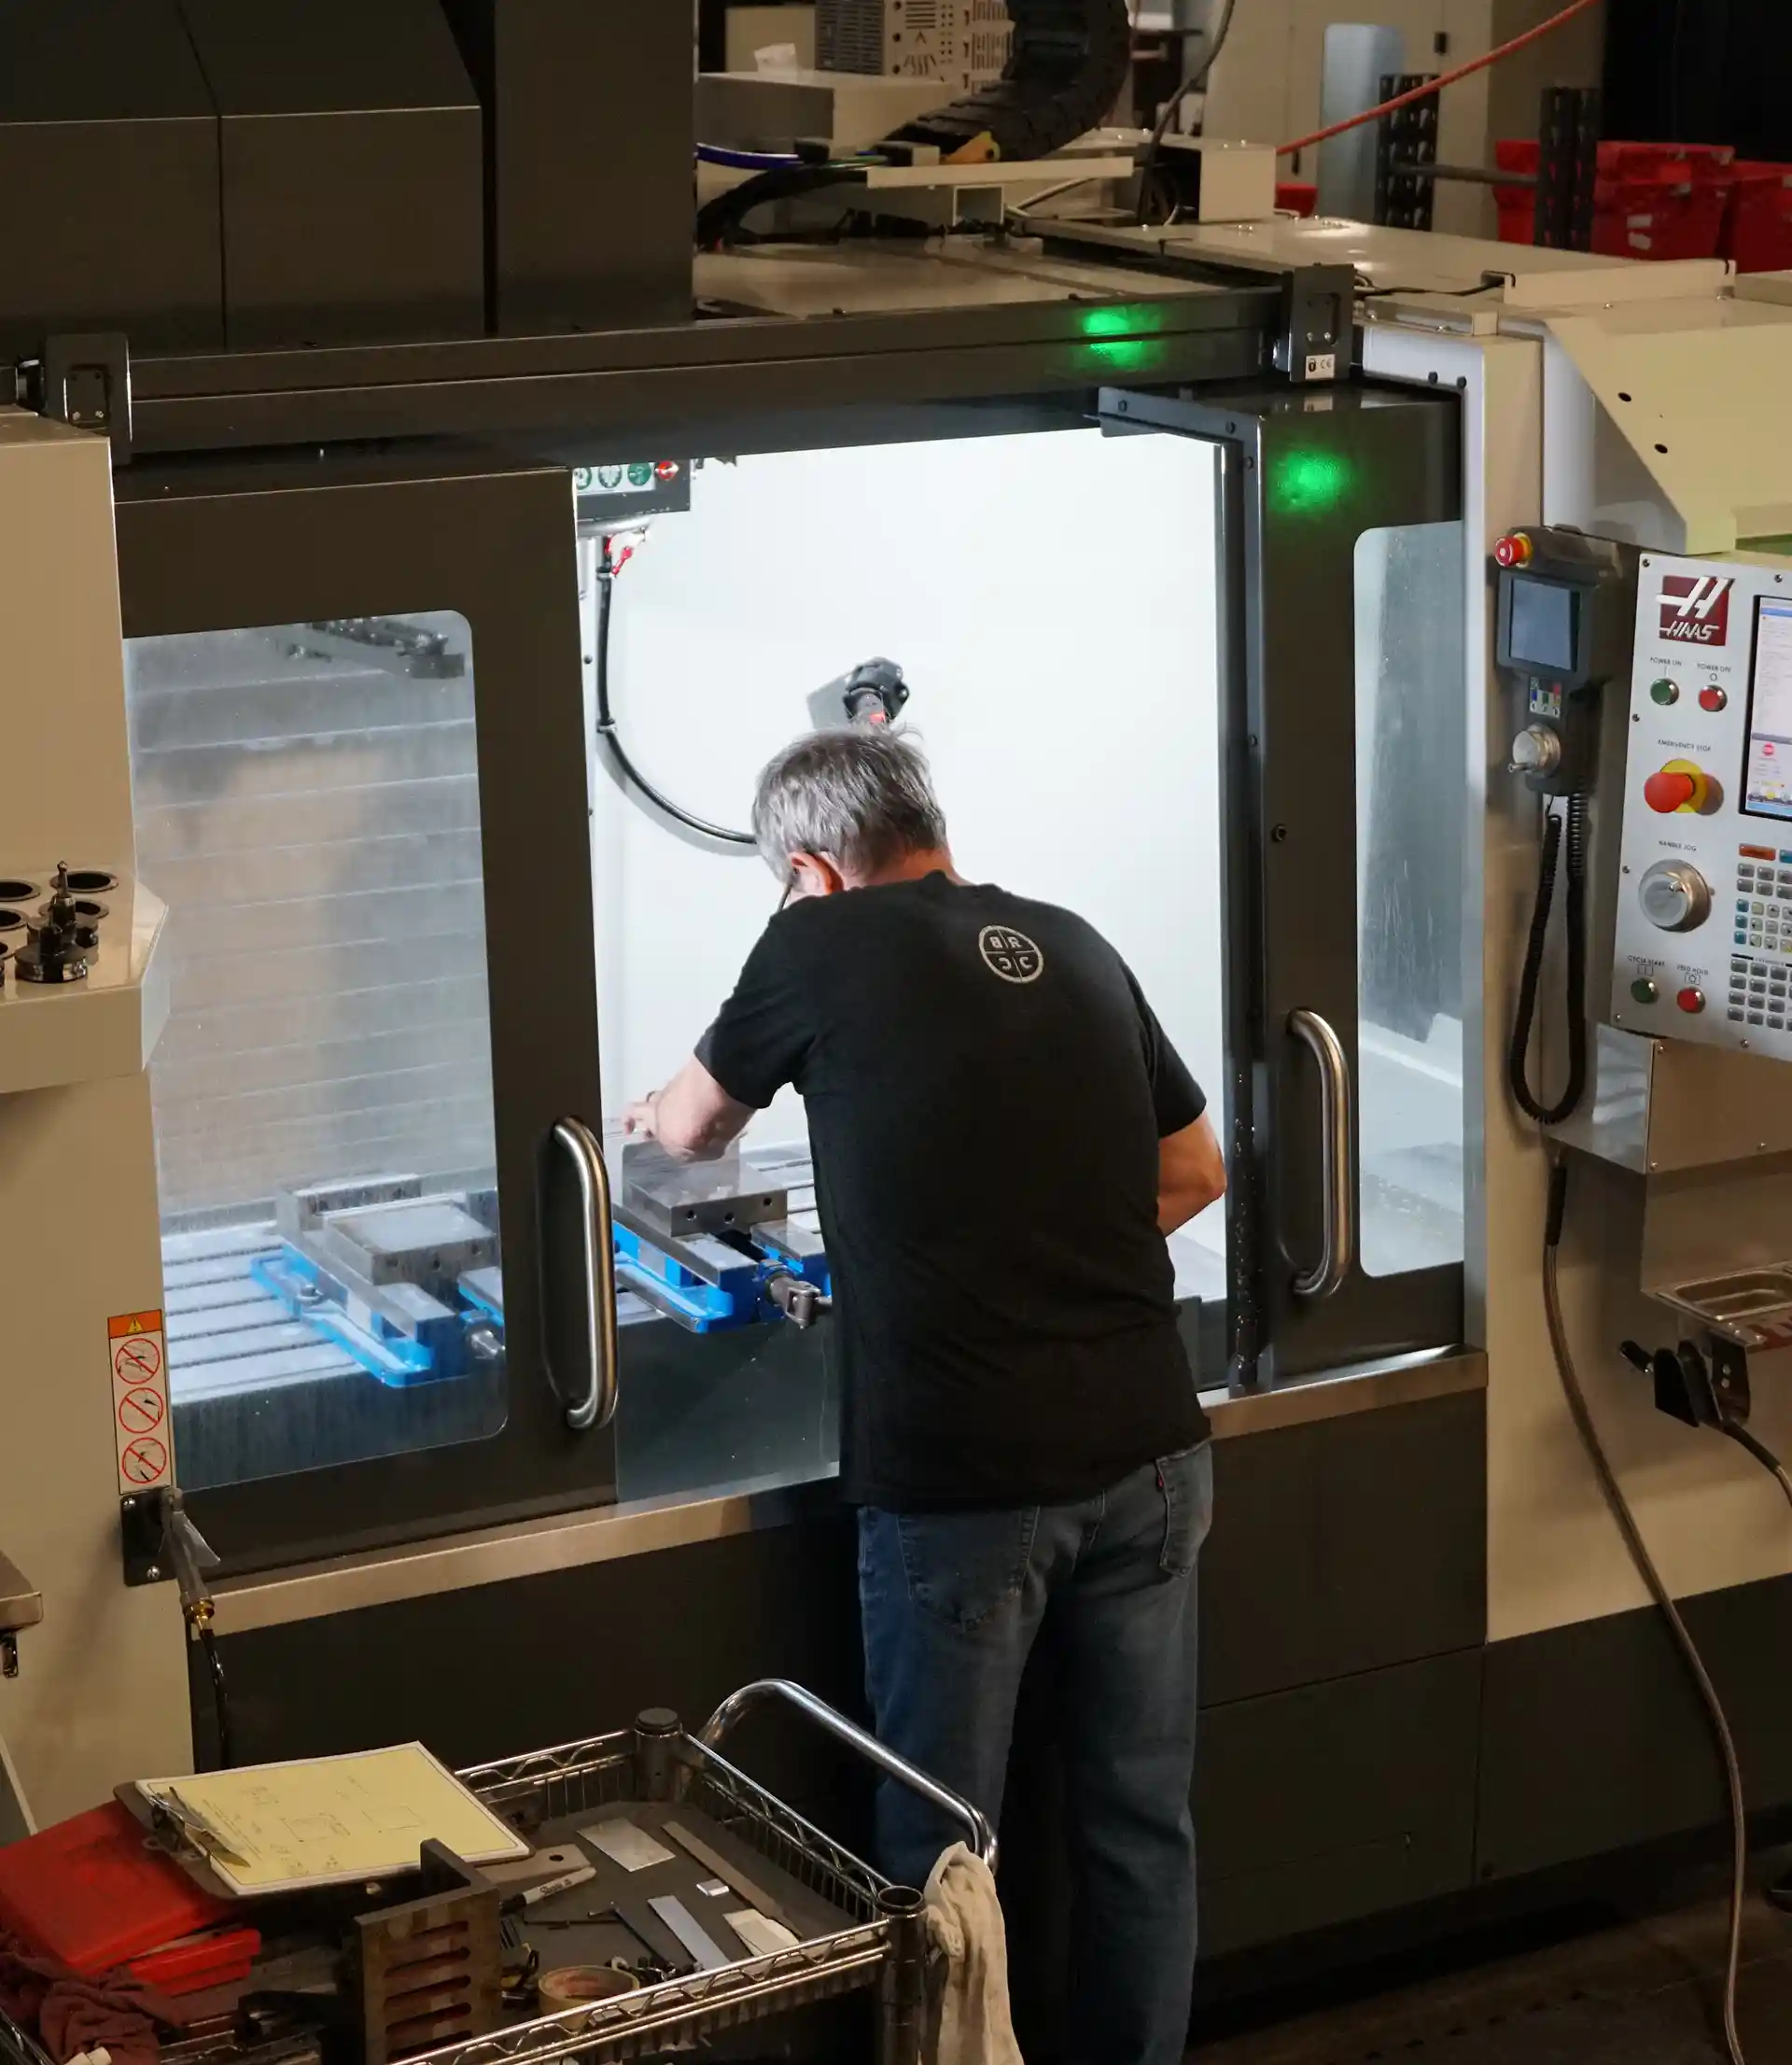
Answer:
[
  {"left": 540, "top": 1117, "right": 621, "bottom": 1432},
  {"left": 1288, "top": 1008, "right": 1355, "bottom": 1299}
]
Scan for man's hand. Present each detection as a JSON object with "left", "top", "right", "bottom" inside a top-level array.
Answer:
[
  {"left": 623, "top": 1092, "right": 662, "bottom": 1140},
  {"left": 1158, "top": 1112, "right": 1225, "bottom": 1234},
  {"left": 623, "top": 1059, "right": 753, "bottom": 1164}
]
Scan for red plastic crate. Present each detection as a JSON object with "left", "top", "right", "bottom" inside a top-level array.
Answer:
[
  {"left": 1724, "top": 162, "right": 1792, "bottom": 273},
  {"left": 1493, "top": 139, "right": 1737, "bottom": 258},
  {"left": 1276, "top": 180, "right": 1318, "bottom": 218}
]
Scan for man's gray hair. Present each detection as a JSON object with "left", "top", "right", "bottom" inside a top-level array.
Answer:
[{"left": 752, "top": 728, "right": 948, "bottom": 883}]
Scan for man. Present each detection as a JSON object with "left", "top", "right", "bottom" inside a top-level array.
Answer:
[{"left": 626, "top": 727, "right": 1225, "bottom": 2065}]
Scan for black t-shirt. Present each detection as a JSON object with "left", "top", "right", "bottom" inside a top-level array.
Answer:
[{"left": 696, "top": 873, "right": 1211, "bottom": 1508}]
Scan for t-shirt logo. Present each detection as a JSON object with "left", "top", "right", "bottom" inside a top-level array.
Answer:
[{"left": 979, "top": 925, "right": 1044, "bottom": 984}]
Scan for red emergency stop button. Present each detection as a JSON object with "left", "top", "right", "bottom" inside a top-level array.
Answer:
[
  {"left": 1493, "top": 532, "right": 1533, "bottom": 569},
  {"left": 1676, "top": 987, "right": 1706, "bottom": 1015},
  {"left": 1645, "top": 769, "right": 1700, "bottom": 813},
  {"left": 1700, "top": 685, "right": 1729, "bottom": 712}
]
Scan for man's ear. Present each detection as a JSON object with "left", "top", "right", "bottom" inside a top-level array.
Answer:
[{"left": 789, "top": 851, "right": 847, "bottom": 897}]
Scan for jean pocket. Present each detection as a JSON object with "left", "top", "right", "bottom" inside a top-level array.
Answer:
[
  {"left": 1156, "top": 1441, "right": 1214, "bottom": 1578},
  {"left": 895, "top": 1507, "right": 1039, "bottom": 1633}
]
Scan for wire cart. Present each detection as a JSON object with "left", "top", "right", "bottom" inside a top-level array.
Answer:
[{"left": 0, "top": 1679, "right": 995, "bottom": 2065}]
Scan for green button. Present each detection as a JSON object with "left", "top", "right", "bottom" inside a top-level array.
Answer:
[
  {"left": 626, "top": 461, "right": 654, "bottom": 487},
  {"left": 1651, "top": 678, "right": 1680, "bottom": 705},
  {"left": 1631, "top": 978, "right": 1659, "bottom": 1004}
]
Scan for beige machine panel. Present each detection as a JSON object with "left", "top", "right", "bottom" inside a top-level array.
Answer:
[{"left": 0, "top": 413, "right": 191, "bottom": 1825}]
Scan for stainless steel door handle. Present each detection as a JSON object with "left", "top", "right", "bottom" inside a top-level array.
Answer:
[
  {"left": 541, "top": 1116, "right": 621, "bottom": 1431},
  {"left": 1288, "top": 1008, "right": 1355, "bottom": 1299}
]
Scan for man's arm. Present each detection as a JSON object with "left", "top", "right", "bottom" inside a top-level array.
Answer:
[
  {"left": 1159, "top": 1112, "right": 1225, "bottom": 1234},
  {"left": 624, "top": 1056, "right": 754, "bottom": 1164}
]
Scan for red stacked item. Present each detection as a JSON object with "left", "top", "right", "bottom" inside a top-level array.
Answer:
[
  {"left": 0, "top": 1802, "right": 259, "bottom": 2054},
  {"left": 1276, "top": 180, "right": 1318, "bottom": 218},
  {"left": 1492, "top": 139, "right": 1737, "bottom": 260},
  {"left": 1722, "top": 162, "right": 1792, "bottom": 273}
]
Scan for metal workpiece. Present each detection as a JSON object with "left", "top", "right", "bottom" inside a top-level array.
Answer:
[
  {"left": 701, "top": 1679, "right": 999, "bottom": 1871},
  {"left": 1288, "top": 1008, "right": 1355, "bottom": 1300}
]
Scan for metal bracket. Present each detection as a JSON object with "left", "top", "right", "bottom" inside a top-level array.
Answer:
[
  {"left": 119, "top": 1491, "right": 166, "bottom": 1587},
  {"left": 1272, "top": 265, "right": 1354, "bottom": 386},
  {"left": 39, "top": 333, "right": 133, "bottom": 463}
]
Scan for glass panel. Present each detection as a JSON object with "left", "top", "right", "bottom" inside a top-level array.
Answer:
[
  {"left": 581, "top": 428, "right": 1224, "bottom": 1501},
  {"left": 1354, "top": 524, "right": 1467, "bottom": 1276},
  {"left": 125, "top": 614, "right": 508, "bottom": 1490}
]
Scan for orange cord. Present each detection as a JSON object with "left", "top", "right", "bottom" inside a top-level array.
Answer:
[{"left": 1277, "top": 0, "right": 1602, "bottom": 160}]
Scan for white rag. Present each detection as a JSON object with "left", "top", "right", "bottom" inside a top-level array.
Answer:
[{"left": 922, "top": 1843, "right": 1023, "bottom": 2065}]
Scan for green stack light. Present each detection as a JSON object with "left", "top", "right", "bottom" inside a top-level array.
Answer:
[{"left": 1269, "top": 447, "right": 1355, "bottom": 516}]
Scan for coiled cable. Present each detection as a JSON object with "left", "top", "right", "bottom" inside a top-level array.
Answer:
[{"left": 1509, "top": 794, "right": 1589, "bottom": 1124}]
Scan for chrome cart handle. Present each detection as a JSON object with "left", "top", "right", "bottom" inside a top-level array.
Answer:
[
  {"left": 701, "top": 1679, "right": 998, "bottom": 1873},
  {"left": 541, "top": 1116, "right": 621, "bottom": 1432},
  {"left": 1288, "top": 1008, "right": 1355, "bottom": 1300}
]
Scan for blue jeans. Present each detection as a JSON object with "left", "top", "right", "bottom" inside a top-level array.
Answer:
[{"left": 858, "top": 1442, "right": 1213, "bottom": 2065}]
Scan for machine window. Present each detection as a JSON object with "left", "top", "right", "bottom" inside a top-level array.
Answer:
[
  {"left": 1355, "top": 523, "right": 1468, "bottom": 1278},
  {"left": 585, "top": 428, "right": 1225, "bottom": 1501},
  {"left": 125, "top": 614, "right": 508, "bottom": 1492},
  {"left": 1506, "top": 576, "right": 1577, "bottom": 674},
  {"left": 1743, "top": 597, "right": 1792, "bottom": 819}
]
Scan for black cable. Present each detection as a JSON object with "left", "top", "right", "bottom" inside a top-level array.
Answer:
[
  {"left": 1508, "top": 794, "right": 1589, "bottom": 1125},
  {"left": 1134, "top": 0, "right": 1241, "bottom": 224},
  {"left": 1721, "top": 1421, "right": 1792, "bottom": 1511},
  {"left": 695, "top": 163, "right": 865, "bottom": 251},
  {"left": 594, "top": 563, "right": 757, "bottom": 849},
  {"left": 1541, "top": 1159, "right": 1748, "bottom": 2065},
  {"left": 197, "top": 1622, "right": 235, "bottom": 1770}
]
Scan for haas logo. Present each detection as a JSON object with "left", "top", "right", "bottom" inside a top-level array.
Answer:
[{"left": 1659, "top": 573, "right": 1733, "bottom": 645}]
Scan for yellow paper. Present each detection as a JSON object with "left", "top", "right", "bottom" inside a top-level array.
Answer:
[{"left": 137, "top": 1743, "right": 527, "bottom": 1895}]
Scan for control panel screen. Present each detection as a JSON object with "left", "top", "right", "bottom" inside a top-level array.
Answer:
[
  {"left": 1507, "top": 577, "right": 1577, "bottom": 671},
  {"left": 1743, "top": 597, "right": 1792, "bottom": 820}
]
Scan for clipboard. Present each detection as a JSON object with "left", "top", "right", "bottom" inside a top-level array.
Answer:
[{"left": 117, "top": 1744, "right": 528, "bottom": 1900}]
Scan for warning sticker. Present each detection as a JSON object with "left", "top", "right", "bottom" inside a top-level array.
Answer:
[{"left": 109, "top": 1309, "right": 173, "bottom": 1496}]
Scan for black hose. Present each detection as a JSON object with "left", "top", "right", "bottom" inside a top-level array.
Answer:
[
  {"left": 1541, "top": 1159, "right": 1748, "bottom": 2065},
  {"left": 594, "top": 565, "right": 757, "bottom": 849},
  {"left": 198, "top": 1622, "right": 235, "bottom": 1769},
  {"left": 694, "top": 163, "right": 865, "bottom": 251},
  {"left": 1508, "top": 794, "right": 1589, "bottom": 1125}
]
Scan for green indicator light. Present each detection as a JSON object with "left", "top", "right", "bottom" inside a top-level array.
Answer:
[
  {"left": 626, "top": 461, "right": 654, "bottom": 487},
  {"left": 1269, "top": 448, "right": 1354, "bottom": 516},
  {"left": 1631, "top": 977, "right": 1659, "bottom": 1005},
  {"left": 1078, "top": 303, "right": 1164, "bottom": 340},
  {"left": 1083, "top": 338, "right": 1164, "bottom": 373},
  {"left": 1650, "top": 678, "right": 1679, "bottom": 706}
]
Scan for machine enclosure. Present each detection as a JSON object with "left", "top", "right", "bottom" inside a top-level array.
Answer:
[
  {"left": 0, "top": 0, "right": 224, "bottom": 355},
  {"left": 0, "top": 0, "right": 692, "bottom": 354}
]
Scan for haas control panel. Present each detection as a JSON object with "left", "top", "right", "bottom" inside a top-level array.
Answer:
[{"left": 1610, "top": 552, "right": 1792, "bottom": 1055}]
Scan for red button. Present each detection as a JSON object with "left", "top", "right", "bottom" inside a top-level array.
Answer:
[
  {"left": 1493, "top": 533, "right": 1533, "bottom": 569},
  {"left": 1645, "top": 770, "right": 1699, "bottom": 813},
  {"left": 1699, "top": 685, "right": 1728, "bottom": 712},
  {"left": 1676, "top": 988, "right": 1705, "bottom": 1014}
]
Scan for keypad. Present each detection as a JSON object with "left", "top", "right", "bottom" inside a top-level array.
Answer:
[{"left": 1728, "top": 946, "right": 1788, "bottom": 1032}]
